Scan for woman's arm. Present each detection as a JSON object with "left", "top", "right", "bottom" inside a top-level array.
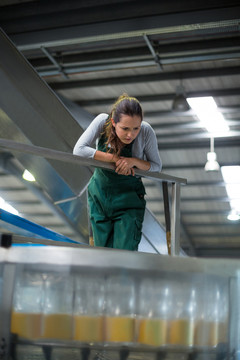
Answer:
[
  {"left": 73, "top": 113, "right": 108, "bottom": 158},
  {"left": 94, "top": 150, "right": 119, "bottom": 164},
  {"left": 73, "top": 113, "right": 122, "bottom": 169},
  {"left": 139, "top": 122, "right": 162, "bottom": 172}
]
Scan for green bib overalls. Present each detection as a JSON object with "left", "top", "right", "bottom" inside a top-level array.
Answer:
[{"left": 88, "top": 134, "right": 146, "bottom": 250}]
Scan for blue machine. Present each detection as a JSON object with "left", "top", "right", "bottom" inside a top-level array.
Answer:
[{"left": 0, "top": 208, "right": 85, "bottom": 246}]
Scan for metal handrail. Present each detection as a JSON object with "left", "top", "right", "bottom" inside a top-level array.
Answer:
[
  {"left": 0, "top": 138, "right": 187, "bottom": 256},
  {"left": 0, "top": 138, "right": 186, "bottom": 184}
]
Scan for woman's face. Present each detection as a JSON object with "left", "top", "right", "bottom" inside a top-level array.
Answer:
[{"left": 111, "top": 114, "right": 142, "bottom": 144}]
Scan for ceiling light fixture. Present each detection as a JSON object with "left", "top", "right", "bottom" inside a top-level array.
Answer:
[
  {"left": 22, "top": 169, "right": 36, "bottom": 182},
  {"left": 204, "top": 137, "right": 220, "bottom": 172},
  {"left": 221, "top": 165, "right": 240, "bottom": 221},
  {"left": 186, "top": 96, "right": 229, "bottom": 134},
  {"left": 227, "top": 210, "right": 240, "bottom": 221},
  {"left": 172, "top": 83, "right": 190, "bottom": 112}
]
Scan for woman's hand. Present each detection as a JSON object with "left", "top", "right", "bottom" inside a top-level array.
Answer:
[
  {"left": 115, "top": 156, "right": 151, "bottom": 175},
  {"left": 115, "top": 157, "right": 135, "bottom": 176}
]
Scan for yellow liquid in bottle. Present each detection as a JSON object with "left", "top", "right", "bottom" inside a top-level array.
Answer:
[
  {"left": 105, "top": 316, "right": 135, "bottom": 343},
  {"left": 194, "top": 320, "right": 228, "bottom": 347},
  {"left": 218, "top": 321, "right": 228, "bottom": 343},
  {"left": 137, "top": 318, "right": 167, "bottom": 346},
  {"left": 168, "top": 318, "right": 194, "bottom": 346},
  {"left": 42, "top": 313, "right": 72, "bottom": 340},
  {"left": 74, "top": 315, "right": 104, "bottom": 342},
  {"left": 11, "top": 312, "right": 42, "bottom": 340}
]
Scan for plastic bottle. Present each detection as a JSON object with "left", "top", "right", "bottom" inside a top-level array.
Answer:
[
  {"left": 105, "top": 274, "right": 136, "bottom": 344},
  {"left": 137, "top": 278, "right": 169, "bottom": 346},
  {"left": 73, "top": 274, "right": 105, "bottom": 343},
  {"left": 11, "top": 270, "right": 43, "bottom": 340},
  {"left": 42, "top": 271, "right": 73, "bottom": 340}
]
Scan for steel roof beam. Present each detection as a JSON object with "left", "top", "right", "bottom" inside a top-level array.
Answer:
[
  {"left": 157, "top": 138, "right": 240, "bottom": 150},
  {"left": 152, "top": 119, "right": 240, "bottom": 131},
  {"left": 161, "top": 51, "right": 240, "bottom": 65},
  {"left": 157, "top": 130, "right": 240, "bottom": 140},
  {"left": 48, "top": 66, "right": 240, "bottom": 90},
  {"left": 40, "top": 46, "right": 68, "bottom": 80},
  {"left": 38, "top": 59, "right": 156, "bottom": 77},
  {"left": 6, "top": 5, "right": 240, "bottom": 51},
  {"left": 163, "top": 162, "right": 240, "bottom": 170},
  {"left": 28, "top": 49, "right": 240, "bottom": 76},
  {"left": 145, "top": 106, "right": 240, "bottom": 118},
  {"left": 75, "top": 88, "right": 240, "bottom": 107},
  {"left": 35, "top": 51, "right": 240, "bottom": 76},
  {"left": 29, "top": 38, "right": 240, "bottom": 69},
  {"left": 2, "top": 0, "right": 239, "bottom": 22}
]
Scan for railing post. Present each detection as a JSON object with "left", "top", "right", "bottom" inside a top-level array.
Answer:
[
  {"left": 170, "top": 182, "right": 181, "bottom": 256},
  {"left": 162, "top": 181, "right": 171, "bottom": 255},
  {"left": 0, "top": 263, "right": 16, "bottom": 360}
]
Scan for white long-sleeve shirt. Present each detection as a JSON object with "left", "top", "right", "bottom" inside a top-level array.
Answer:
[{"left": 73, "top": 113, "right": 162, "bottom": 172}]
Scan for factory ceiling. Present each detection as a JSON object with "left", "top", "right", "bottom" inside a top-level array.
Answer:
[{"left": 0, "top": 0, "right": 240, "bottom": 257}]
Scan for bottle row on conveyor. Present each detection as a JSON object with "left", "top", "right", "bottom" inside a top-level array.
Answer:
[{"left": 10, "top": 269, "right": 228, "bottom": 349}]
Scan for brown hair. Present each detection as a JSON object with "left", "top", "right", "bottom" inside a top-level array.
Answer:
[{"left": 104, "top": 93, "right": 143, "bottom": 155}]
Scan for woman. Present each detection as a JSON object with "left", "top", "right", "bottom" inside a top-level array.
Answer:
[{"left": 73, "top": 94, "right": 162, "bottom": 250}]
